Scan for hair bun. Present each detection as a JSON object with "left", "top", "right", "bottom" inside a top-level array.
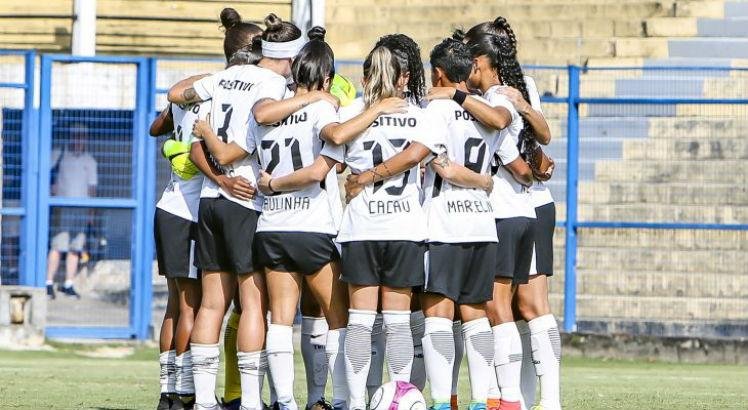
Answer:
[
  {"left": 493, "top": 16, "right": 509, "bottom": 28},
  {"left": 220, "top": 8, "right": 242, "bottom": 30},
  {"left": 307, "top": 26, "right": 326, "bottom": 41},
  {"left": 451, "top": 29, "right": 466, "bottom": 42},
  {"left": 264, "top": 13, "right": 283, "bottom": 32}
]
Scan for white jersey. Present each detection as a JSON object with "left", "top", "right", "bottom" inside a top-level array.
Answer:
[
  {"left": 485, "top": 87, "right": 536, "bottom": 219},
  {"left": 252, "top": 92, "right": 344, "bottom": 234},
  {"left": 156, "top": 102, "right": 209, "bottom": 222},
  {"left": 422, "top": 98, "right": 497, "bottom": 243},
  {"left": 193, "top": 64, "right": 287, "bottom": 211},
  {"left": 336, "top": 98, "right": 446, "bottom": 243},
  {"left": 524, "top": 76, "right": 555, "bottom": 208}
]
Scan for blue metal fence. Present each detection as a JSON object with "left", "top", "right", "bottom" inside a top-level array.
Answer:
[{"left": 1, "top": 52, "right": 746, "bottom": 339}]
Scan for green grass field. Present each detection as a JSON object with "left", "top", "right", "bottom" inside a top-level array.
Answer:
[{"left": 1, "top": 343, "right": 747, "bottom": 409}]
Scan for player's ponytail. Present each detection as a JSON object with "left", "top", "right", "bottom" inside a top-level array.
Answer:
[
  {"left": 373, "top": 34, "right": 425, "bottom": 104},
  {"left": 464, "top": 16, "right": 519, "bottom": 54},
  {"left": 292, "top": 26, "right": 335, "bottom": 91},
  {"left": 220, "top": 7, "right": 262, "bottom": 66},
  {"left": 363, "top": 45, "right": 402, "bottom": 108}
]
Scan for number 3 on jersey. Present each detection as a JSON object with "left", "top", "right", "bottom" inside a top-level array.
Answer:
[{"left": 216, "top": 104, "right": 233, "bottom": 143}]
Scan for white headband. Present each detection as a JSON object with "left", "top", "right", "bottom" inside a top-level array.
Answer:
[{"left": 262, "top": 37, "right": 306, "bottom": 59}]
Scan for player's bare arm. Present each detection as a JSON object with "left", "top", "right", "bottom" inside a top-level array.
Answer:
[
  {"left": 430, "top": 152, "right": 493, "bottom": 192},
  {"left": 321, "top": 97, "right": 408, "bottom": 145},
  {"left": 498, "top": 86, "right": 551, "bottom": 144},
  {"left": 166, "top": 74, "right": 209, "bottom": 104},
  {"left": 257, "top": 155, "right": 339, "bottom": 195}
]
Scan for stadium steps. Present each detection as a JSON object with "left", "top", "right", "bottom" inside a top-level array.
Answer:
[
  {"left": 579, "top": 181, "right": 747, "bottom": 205},
  {"left": 593, "top": 159, "right": 747, "bottom": 183},
  {"left": 622, "top": 137, "right": 748, "bottom": 160},
  {"left": 577, "top": 203, "right": 748, "bottom": 224},
  {"left": 573, "top": 246, "right": 744, "bottom": 274}
]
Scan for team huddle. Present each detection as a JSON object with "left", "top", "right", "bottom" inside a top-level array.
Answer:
[{"left": 152, "top": 8, "right": 560, "bottom": 410}]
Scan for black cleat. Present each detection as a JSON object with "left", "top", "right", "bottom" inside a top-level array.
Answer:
[
  {"left": 46, "top": 284, "right": 55, "bottom": 299},
  {"left": 61, "top": 285, "right": 81, "bottom": 299},
  {"left": 172, "top": 395, "right": 195, "bottom": 410},
  {"left": 308, "top": 399, "right": 334, "bottom": 410},
  {"left": 158, "top": 393, "right": 173, "bottom": 410},
  {"left": 221, "top": 397, "right": 241, "bottom": 410}
]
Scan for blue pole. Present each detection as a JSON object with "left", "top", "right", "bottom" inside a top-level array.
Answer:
[
  {"left": 35, "top": 55, "right": 53, "bottom": 288},
  {"left": 20, "top": 51, "right": 38, "bottom": 286},
  {"left": 563, "top": 65, "right": 580, "bottom": 333}
]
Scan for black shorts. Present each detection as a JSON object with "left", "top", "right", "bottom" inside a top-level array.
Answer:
[
  {"left": 195, "top": 197, "right": 260, "bottom": 275},
  {"left": 425, "top": 242, "right": 496, "bottom": 304},
  {"left": 495, "top": 217, "right": 535, "bottom": 284},
  {"left": 154, "top": 208, "right": 199, "bottom": 279},
  {"left": 340, "top": 241, "right": 426, "bottom": 288},
  {"left": 533, "top": 203, "right": 556, "bottom": 276},
  {"left": 255, "top": 232, "right": 339, "bottom": 275}
]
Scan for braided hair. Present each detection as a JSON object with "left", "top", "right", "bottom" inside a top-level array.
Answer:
[
  {"left": 462, "top": 16, "right": 519, "bottom": 51},
  {"left": 374, "top": 34, "right": 426, "bottom": 104},
  {"left": 468, "top": 34, "right": 535, "bottom": 154}
]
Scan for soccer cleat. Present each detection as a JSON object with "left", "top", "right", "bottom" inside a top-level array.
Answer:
[
  {"left": 61, "top": 285, "right": 81, "bottom": 299},
  {"left": 194, "top": 403, "right": 223, "bottom": 410},
  {"left": 450, "top": 395, "right": 458, "bottom": 410},
  {"left": 468, "top": 403, "right": 487, "bottom": 410},
  {"left": 221, "top": 397, "right": 241, "bottom": 410},
  {"left": 172, "top": 395, "right": 195, "bottom": 410},
  {"left": 157, "top": 393, "right": 173, "bottom": 410},
  {"left": 487, "top": 398, "right": 500, "bottom": 410},
  {"left": 497, "top": 400, "right": 521, "bottom": 410},
  {"left": 308, "top": 398, "right": 334, "bottom": 410},
  {"left": 46, "top": 284, "right": 55, "bottom": 299}
]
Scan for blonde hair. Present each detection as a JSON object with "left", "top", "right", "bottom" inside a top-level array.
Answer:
[{"left": 363, "top": 46, "right": 401, "bottom": 108}]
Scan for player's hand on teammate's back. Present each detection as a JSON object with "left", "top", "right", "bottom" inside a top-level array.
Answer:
[
  {"left": 344, "top": 173, "right": 364, "bottom": 203},
  {"left": 375, "top": 97, "right": 408, "bottom": 114},
  {"left": 192, "top": 114, "right": 212, "bottom": 139},
  {"left": 257, "top": 171, "right": 274, "bottom": 196},
  {"left": 496, "top": 86, "right": 531, "bottom": 113},
  {"left": 314, "top": 90, "right": 341, "bottom": 110},
  {"left": 221, "top": 175, "right": 255, "bottom": 200},
  {"left": 425, "top": 87, "right": 457, "bottom": 101}
]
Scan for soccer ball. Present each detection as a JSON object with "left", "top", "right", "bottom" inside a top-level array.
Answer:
[{"left": 370, "top": 381, "right": 427, "bottom": 410}]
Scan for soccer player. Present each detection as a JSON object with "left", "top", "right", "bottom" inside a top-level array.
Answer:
[
  {"left": 244, "top": 27, "right": 349, "bottom": 410},
  {"left": 462, "top": 19, "right": 560, "bottom": 410},
  {"left": 419, "top": 37, "right": 500, "bottom": 410},
  {"left": 150, "top": 98, "right": 208, "bottom": 410},
  {"left": 168, "top": 11, "right": 302, "bottom": 410}
]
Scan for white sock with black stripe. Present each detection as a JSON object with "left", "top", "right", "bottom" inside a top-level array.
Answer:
[
  {"left": 529, "top": 315, "right": 561, "bottom": 410},
  {"left": 410, "top": 311, "right": 427, "bottom": 390},
  {"left": 191, "top": 343, "right": 220, "bottom": 407},
  {"left": 159, "top": 350, "right": 177, "bottom": 394},
  {"left": 238, "top": 350, "right": 267, "bottom": 410},
  {"left": 463, "top": 318, "right": 494, "bottom": 406},
  {"left": 383, "top": 310, "right": 414, "bottom": 382},
  {"left": 345, "top": 309, "right": 377, "bottom": 410},
  {"left": 366, "top": 313, "right": 385, "bottom": 400},
  {"left": 493, "top": 322, "right": 523, "bottom": 404},
  {"left": 301, "top": 316, "right": 328, "bottom": 408},
  {"left": 422, "top": 317, "right": 454, "bottom": 404},
  {"left": 517, "top": 320, "right": 537, "bottom": 408},
  {"left": 175, "top": 351, "right": 195, "bottom": 396}
]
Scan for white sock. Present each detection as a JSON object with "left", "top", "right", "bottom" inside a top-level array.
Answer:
[
  {"left": 517, "top": 320, "right": 536, "bottom": 409},
  {"left": 46, "top": 279, "right": 53, "bottom": 286},
  {"left": 383, "top": 310, "right": 414, "bottom": 382},
  {"left": 452, "top": 321, "right": 464, "bottom": 399},
  {"left": 463, "top": 318, "right": 494, "bottom": 406},
  {"left": 345, "top": 309, "right": 377, "bottom": 410},
  {"left": 267, "top": 325, "right": 297, "bottom": 410},
  {"left": 238, "top": 350, "right": 267, "bottom": 410},
  {"left": 191, "top": 343, "right": 220, "bottom": 407},
  {"left": 266, "top": 312, "right": 278, "bottom": 406},
  {"left": 301, "top": 316, "right": 329, "bottom": 407},
  {"left": 528, "top": 315, "right": 561, "bottom": 409},
  {"left": 493, "top": 322, "right": 523, "bottom": 404},
  {"left": 159, "top": 350, "right": 177, "bottom": 394},
  {"left": 488, "top": 366, "right": 501, "bottom": 405},
  {"left": 366, "top": 314, "right": 385, "bottom": 400},
  {"left": 326, "top": 328, "right": 349, "bottom": 409},
  {"left": 64, "top": 279, "right": 73, "bottom": 288},
  {"left": 422, "top": 317, "right": 454, "bottom": 404},
  {"left": 410, "top": 311, "right": 427, "bottom": 390},
  {"left": 176, "top": 351, "right": 195, "bottom": 396}
]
